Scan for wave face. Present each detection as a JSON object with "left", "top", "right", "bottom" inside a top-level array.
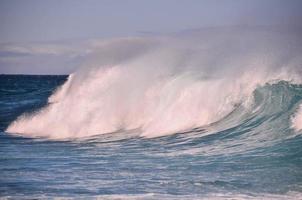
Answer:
[{"left": 6, "top": 27, "right": 302, "bottom": 139}]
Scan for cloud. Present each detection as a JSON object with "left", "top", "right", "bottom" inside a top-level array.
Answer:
[
  {"left": 0, "top": 40, "right": 93, "bottom": 74},
  {"left": 1, "top": 25, "right": 301, "bottom": 75}
]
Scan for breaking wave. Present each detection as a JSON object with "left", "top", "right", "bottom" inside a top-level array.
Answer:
[{"left": 6, "top": 27, "right": 302, "bottom": 139}]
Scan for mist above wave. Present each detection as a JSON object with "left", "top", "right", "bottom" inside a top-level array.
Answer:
[{"left": 6, "top": 27, "right": 302, "bottom": 139}]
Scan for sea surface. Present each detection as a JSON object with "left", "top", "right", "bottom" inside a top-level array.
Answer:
[{"left": 1, "top": 75, "right": 302, "bottom": 199}]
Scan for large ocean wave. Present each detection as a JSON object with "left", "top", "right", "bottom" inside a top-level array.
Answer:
[{"left": 6, "top": 27, "right": 302, "bottom": 140}]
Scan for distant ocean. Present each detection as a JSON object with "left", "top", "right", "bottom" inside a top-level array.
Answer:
[{"left": 1, "top": 28, "right": 302, "bottom": 199}]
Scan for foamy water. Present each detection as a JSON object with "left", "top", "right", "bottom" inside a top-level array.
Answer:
[{"left": 292, "top": 104, "right": 302, "bottom": 131}]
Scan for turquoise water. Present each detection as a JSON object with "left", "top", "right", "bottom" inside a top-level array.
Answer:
[{"left": 1, "top": 75, "right": 302, "bottom": 199}]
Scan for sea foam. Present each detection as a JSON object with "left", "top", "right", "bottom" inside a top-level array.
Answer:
[{"left": 292, "top": 104, "right": 302, "bottom": 131}]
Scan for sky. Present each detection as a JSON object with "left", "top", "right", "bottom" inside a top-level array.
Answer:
[{"left": 0, "top": 0, "right": 302, "bottom": 74}]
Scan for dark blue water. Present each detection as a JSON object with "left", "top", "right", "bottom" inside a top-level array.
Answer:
[{"left": 1, "top": 75, "right": 302, "bottom": 199}]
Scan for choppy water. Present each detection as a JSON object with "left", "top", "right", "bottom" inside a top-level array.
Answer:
[{"left": 1, "top": 75, "right": 302, "bottom": 199}]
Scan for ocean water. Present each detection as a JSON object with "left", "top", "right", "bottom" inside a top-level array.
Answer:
[
  {"left": 1, "top": 75, "right": 302, "bottom": 199},
  {"left": 1, "top": 28, "right": 302, "bottom": 199}
]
